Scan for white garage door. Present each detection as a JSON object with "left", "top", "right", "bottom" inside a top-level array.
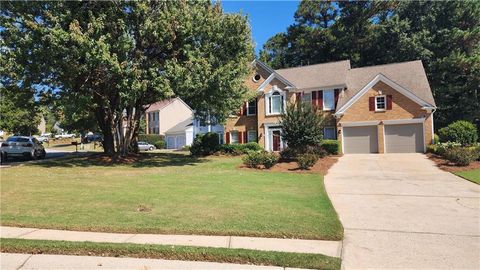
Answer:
[
  {"left": 385, "top": 123, "right": 424, "bottom": 153},
  {"left": 343, "top": 126, "right": 378, "bottom": 154},
  {"left": 166, "top": 135, "right": 186, "bottom": 149}
]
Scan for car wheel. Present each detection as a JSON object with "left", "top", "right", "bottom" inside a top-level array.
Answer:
[
  {"left": 149, "top": 146, "right": 154, "bottom": 151},
  {"left": 40, "top": 149, "right": 46, "bottom": 159}
]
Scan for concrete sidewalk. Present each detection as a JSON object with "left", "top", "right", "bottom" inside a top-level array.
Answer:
[
  {"left": 0, "top": 226, "right": 342, "bottom": 257},
  {"left": 1, "top": 253, "right": 306, "bottom": 270}
]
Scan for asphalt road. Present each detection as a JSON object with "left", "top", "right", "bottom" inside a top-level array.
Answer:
[{"left": 1, "top": 149, "right": 75, "bottom": 166}]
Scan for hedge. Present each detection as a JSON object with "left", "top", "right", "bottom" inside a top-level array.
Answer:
[
  {"left": 138, "top": 134, "right": 165, "bottom": 144},
  {"left": 321, "top": 140, "right": 340, "bottom": 155}
]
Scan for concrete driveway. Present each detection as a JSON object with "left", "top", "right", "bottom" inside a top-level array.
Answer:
[{"left": 325, "top": 154, "right": 479, "bottom": 269}]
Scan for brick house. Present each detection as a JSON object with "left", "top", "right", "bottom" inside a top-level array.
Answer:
[{"left": 224, "top": 59, "right": 436, "bottom": 154}]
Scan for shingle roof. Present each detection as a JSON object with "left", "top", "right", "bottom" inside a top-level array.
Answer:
[
  {"left": 275, "top": 60, "right": 351, "bottom": 90},
  {"left": 165, "top": 117, "right": 193, "bottom": 134},
  {"left": 338, "top": 60, "right": 435, "bottom": 109},
  {"left": 145, "top": 99, "right": 175, "bottom": 113}
]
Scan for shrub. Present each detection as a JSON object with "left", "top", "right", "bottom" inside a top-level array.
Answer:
[
  {"left": 242, "top": 151, "right": 263, "bottom": 168},
  {"left": 438, "top": 120, "right": 478, "bottom": 146},
  {"left": 190, "top": 132, "right": 219, "bottom": 156},
  {"left": 433, "top": 133, "right": 440, "bottom": 144},
  {"left": 261, "top": 152, "right": 279, "bottom": 169},
  {"left": 435, "top": 141, "right": 461, "bottom": 156},
  {"left": 320, "top": 140, "right": 340, "bottom": 155},
  {"left": 242, "top": 151, "right": 279, "bottom": 169},
  {"left": 426, "top": 144, "right": 437, "bottom": 154},
  {"left": 444, "top": 147, "right": 477, "bottom": 166},
  {"left": 297, "top": 153, "right": 319, "bottom": 170},
  {"left": 138, "top": 134, "right": 165, "bottom": 144},
  {"left": 306, "top": 145, "right": 327, "bottom": 158},
  {"left": 154, "top": 140, "right": 165, "bottom": 149},
  {"left": 280, "top": 102, "right": 325, "bottom": 152},
  {"left": 280, "top": 147, "right": 298, "bottom": 160},
  {"left": 219, "top": 142, "right": 262, "bottom": 155}
]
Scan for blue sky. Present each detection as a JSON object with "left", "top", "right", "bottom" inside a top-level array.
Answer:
[{"left": 221, "top": 0, "right": 300, "bottom": 54}]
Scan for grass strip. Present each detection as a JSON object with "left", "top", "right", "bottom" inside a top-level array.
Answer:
[
  {"left": 0, "top": 238, "right": 340, "bottom": 270},
  {"left": 454, "top": 169, "right": 480, "bottom": 185}
]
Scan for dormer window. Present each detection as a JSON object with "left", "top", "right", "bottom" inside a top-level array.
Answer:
[{"left": 375, "top": 95, "right": 386, "bottom": 111}]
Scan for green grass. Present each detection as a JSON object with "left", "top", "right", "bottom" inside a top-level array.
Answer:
[
  {"left": 454, "top": 169, "right": 480, "bottom": 185},
  {"left": 0, "top": 152, "right": 342, "bottom": 240},
  {"left": 0, "top": 238, "right": 340, "bottom": 270}
]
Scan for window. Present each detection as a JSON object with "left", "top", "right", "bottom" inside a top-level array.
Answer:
[
  {"left": 247, "top": 130, "right": 257, "bottom": 142},
  {"left": 217, "top": 132, "right": 224, "bottom": 144},
  {"left": 301, "top": 93, "right": 312, "bottom": 104},
  {"left": 252, "top": 74, "right": 261, "bottom": 82},
  {"left": 269, "top": 91, "right": 283, "bottom": 114},
  {"left": 375, "top": 95, "right": 386, "bottom": 111},
  {"left": 323, "top": 89, "right": 334, "bottom": 110},
  {"left": 230, "top": 131, "right": 239, "bottom": 144},
  {"left": 323, "top": 127, "right": 336, "bottom": 140},
  {"left": 247, "top": 100, "right": 256, "bottom": 115}
]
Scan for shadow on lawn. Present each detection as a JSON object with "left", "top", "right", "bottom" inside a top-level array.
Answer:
[{"left": 30, "top": 152, "right": 208, "bottom": 168}]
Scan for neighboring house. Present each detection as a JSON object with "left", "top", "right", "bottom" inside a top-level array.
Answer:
[
  {"left": 145, "top": 98, "right": 224, "bottom": 149},
  {"left": 224, "top": 59, "right": 436, "bottom": 154}
]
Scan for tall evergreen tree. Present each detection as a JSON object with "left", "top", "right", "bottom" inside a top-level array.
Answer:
[{"left": 259, "top": 0, "right": 479, "bottom": 129}]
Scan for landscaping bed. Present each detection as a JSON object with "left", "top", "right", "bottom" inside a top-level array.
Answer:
[
  {"left": 427, "top": 153, "right": 480, "bottom": 185},
  {"left": 0, "top": 238, "right": 340, "bottom": 270},
  {"left": 240, "top": 155, "right": 340, "bottom": 175},
  {"left": 0, "top": 152, "right": 343, "bottom": 240}
]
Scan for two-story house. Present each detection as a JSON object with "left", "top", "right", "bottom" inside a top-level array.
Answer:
[{"left": 225, "top": 59, "right": 436, "bottom": 154}]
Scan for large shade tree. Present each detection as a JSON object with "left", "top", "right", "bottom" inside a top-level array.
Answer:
[
  {"left": 1, "top": 1, "right": 253, "bottom": 155},
  {"left": 260, "top": 0, "right": 479, "bottom": 129}
]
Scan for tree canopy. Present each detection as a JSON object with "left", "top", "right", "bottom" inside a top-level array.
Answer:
[
  {"left": 1, "top": 1, "right": 253, "bottom": 155},
  {"left": 260, "top": 1, "right": 480, "bottom": 129}
]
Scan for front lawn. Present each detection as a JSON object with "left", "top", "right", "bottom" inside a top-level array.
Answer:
[
  {"left": 0, "top": 152, "right": 342, "bottom": 240},
  {"left": 454, "top": 169, "right": 480, "bottom": 185},
  {"left": 0, "top": 238, "right": 340, "bottom": 270}
]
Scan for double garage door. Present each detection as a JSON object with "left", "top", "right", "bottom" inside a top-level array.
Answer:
[
  {"left": 343, "top": 123, "right": 424, "bottom": 154},
  {"left": 166, "top": 135, "right": 186, "bottom": 149}
]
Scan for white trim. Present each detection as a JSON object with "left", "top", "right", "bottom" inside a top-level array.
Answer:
[
  {"left": 257, "top": 74, "right": 275, "bottom": 92},
  {"left": 252, "top": 60, "right": 296, "bottom": 91},
  {"left": 340, "top": 126, "right": 345, "bottom": 154},
  {"left": 335, "top": 73, "right": 436, "bottom": 116},
  {"left": 382, "top": 118, "right": 425, "bottom": 125},
  {"left": 374, "top": 95, "right": 386, "bottom": 111},
  {"left": 431, "top": 112, "right": 435, "bottom": 144},
  {"left": 340, "top": 120, "right": 381, "bottom": 127},
  {"left": 382, "top": 124, "right": 386, "bottom": 153},
  {"left": 265, "top": 87, "right": 286, "bottom": 116}
]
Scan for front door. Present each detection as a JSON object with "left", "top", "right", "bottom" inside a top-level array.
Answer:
[{"left": 272, "top": 130, "right": 281, "bottom": 151}]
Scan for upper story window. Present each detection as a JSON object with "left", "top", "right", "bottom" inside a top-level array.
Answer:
[
  {"left": 265, "top": 86, "right": 286, "bottom": 115},
  {"left": 247, "top": 100, "right": 256, "bottom": 115},
  {"left": 375, "top": 95, "right": 386, "bottom": 111},
  {"left": 323, "top": 89, "right": 335, "bottom": 110}
]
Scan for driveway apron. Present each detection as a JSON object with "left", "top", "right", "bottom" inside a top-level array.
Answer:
[{"left": 324, "top": 154, "right": 480, "bottom": 269}]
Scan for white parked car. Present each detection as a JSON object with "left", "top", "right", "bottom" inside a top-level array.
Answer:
[
  {"left": 137, "top": 141, "right": 156, "bottom": 151},
  {"left": 54, "top": 132, "right": 76, "bottom": 139},
  {"left": 34, "top": 135, "right": 50, "bottom": 143},
  {"left": 1, "top": 136, "right": 46, "bottom": 160}
]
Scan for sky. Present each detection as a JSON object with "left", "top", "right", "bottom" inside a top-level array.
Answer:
[{"left": 221, "top": 0, "right": 300, "bottom": 54}]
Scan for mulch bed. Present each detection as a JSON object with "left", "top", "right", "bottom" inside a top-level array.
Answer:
[
  {"left": 427, "top": 153, "right": 480, "bottom": 173},
  {"left": 239, "top": 155, "right": 340, "bottom": 175}
]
